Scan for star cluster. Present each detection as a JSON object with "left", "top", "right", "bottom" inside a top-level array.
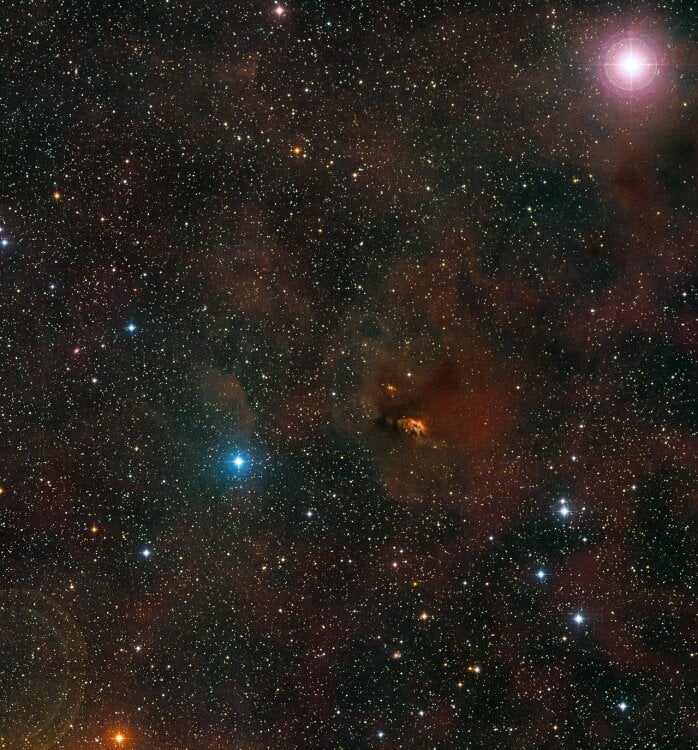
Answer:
[{"left": 0, "top": 1, "right": 695, "bottom": 749}]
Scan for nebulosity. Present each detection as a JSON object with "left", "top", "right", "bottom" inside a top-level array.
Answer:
[{"left": 0, "top": 1, "right": 695, "bottom": 749}]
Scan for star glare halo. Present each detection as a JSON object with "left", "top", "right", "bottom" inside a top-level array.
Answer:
[{"left": 602, "top": 36, "right": 659, "bottom": 93}]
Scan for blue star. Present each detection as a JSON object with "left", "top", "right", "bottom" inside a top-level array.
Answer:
[
  {"left": 126, "top": 323, "right": 137, "bottom": 333},
  {"left": 536, "top": 569, "right": 546, "bottom": 580},
  {"left": 227, "top": 453, "right": 248, "bottom": 473}
]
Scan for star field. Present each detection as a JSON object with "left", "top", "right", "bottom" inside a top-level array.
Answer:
[{"left": 0, "top": 1, "right": 696, "bottom": 748}]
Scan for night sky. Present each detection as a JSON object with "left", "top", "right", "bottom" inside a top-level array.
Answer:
[{"left": 1, "top": 1, "right": 696, "bottom": 748}]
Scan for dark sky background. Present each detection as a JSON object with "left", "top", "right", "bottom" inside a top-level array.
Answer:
[{"left": 0, "top": 1, "right": 696, "bottom": 748}]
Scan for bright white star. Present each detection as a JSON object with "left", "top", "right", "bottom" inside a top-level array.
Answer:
[
  {"left": 603, "top": 36, "right": 659, "bottom": 93},
  {"left": 620, "top": 52, "right": 643, "bottom": 76}
]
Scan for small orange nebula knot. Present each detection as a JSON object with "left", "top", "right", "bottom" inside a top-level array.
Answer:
[
  {"left": 391, "top": 651, "right": 402, "bottom": 660},
  {"left": 291, "top": 145, "right": 303, "bottom": 156},
  {"left": 52, "top": 191, "right": 62, "bottom": 200},
  {"left": 397, "top": 417, "right": 428, "bottom": 439},
  {"left": 419, "top": 611, "right": 429, "bottom": 621}
]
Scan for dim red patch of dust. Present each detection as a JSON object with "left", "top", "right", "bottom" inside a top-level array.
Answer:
[
  {"left": 388, "top": 248, "right": 464, "bottom": 330},
  {"left": 214, "top": 56, "right": 259, "bottom": 83},
  {"left": 357, "top": 246, "right": 519, "bottom": 430},
  {"left": 203, "top": 370, "right": 257, "bottom": 432},
  {"left": 554, "top": 546, "right": 692, "bottom": 674},
  {"left": 127, "top": 594, "right": 165, "bottom": 630},
  {"left": 341, "top": 250, "right": 523, "bottom": 532},
  {"left": 415, "top": 361, "right": 514, "bottom": 454},
  {"left": 372, "top": 370, "right": 528, "bottom": 541},
  {"left": 353, "top": 324, "right": 516, "bottom": 461},
  {"left": 207, "top": 205, "right": 313, "bottom": 333}
]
